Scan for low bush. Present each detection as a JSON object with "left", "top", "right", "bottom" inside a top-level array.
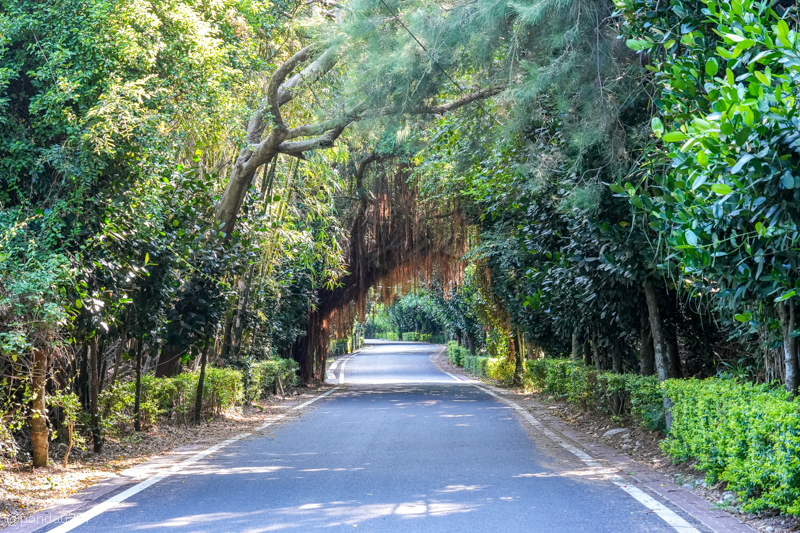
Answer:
[
  {"left": 419, "top": 333, "right": 432, "bottom": 343},
  {"left": 463, "top": 355, "right": 489, "bottom": 377},
  {"left": 486, "top": 357, "right": 516, "bottom": 384},
  {"left": 99, "top": 359, "right": 297, "bottom": 434},
  {"left": 431, "top": 334, "right": 446, "bottom": 344},
  {"left": 524, "top": 359, "right": 664, "bottom": 431},
  {"left": 447, "top": 341, "right": 468, "bottom": 366},
  {"left": 663, "top": 378, "right": 800, "bottom": 514},
  {"left": 402, "top": 332, "right": 420, "bottom": 341},
  {"left": 249, "top": 358, "right": 299, "bottom": 401}
]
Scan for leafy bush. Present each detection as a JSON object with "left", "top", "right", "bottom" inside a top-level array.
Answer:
[
  {"left": 524, "top": 359, "right": 664, "bottom": 430},
  {"left": 249, "top": 358, "right": 299, "bottom": 401},
  {"left": 431, "top": 334, "right": 446, "bottom": 344},
  {"left": 486, "top": 357, "right": 515, "bottom": 384},
  {"left": 383, "top": 332, "right": 398, "bottom": 341},
  {"left": 420, "top": 333, "right": 432, "bottom": 343},
  {"left": 402, "top": 332, "right": 420, "bottom": 341},
  {"left": 99, "top": 366, "right": 247, "bottom": 431},
  {"left": 463, "top": 355, "right": 489, "bottom": 377},
  {"left": 447, "top": 341, "right": 469, "bottom": 366},
  {"left": 663, "top": 378, "right": 800, "bottom": 514}
]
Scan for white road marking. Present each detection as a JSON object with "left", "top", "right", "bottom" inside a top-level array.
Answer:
[
  {"left": 338, "top": 356, "right": 354, "bottom": 385},
  {"left": 47, "top": 388, "right": 340, "bottom": 533},
  {"left": 293, "top": 386, "right": 340, "bottom": 410},
  {"left": 448, "top": 372, "right": 700, "bottom": 533}
]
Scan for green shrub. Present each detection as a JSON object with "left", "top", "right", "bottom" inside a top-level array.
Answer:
[
  {"left": 463, "top": 355, "right": 489, "bottom": 377},
  {"left": 524, "top": 359, "right": 664, "bottom": 430},
  {"left": 402, "top": 332, "right": 420, "bottom": 341},
  {"left": 420, "top": 333, "right": 432, "bottom": 343},
  {"left": 447, "top": 341, "right": 462, "bottom": 365},
  {"left": 431, "top": 334, "right": 446, "bottom": 344},
  {"left": 383, "top": 331, "right": 398, "bottom": 341},
  {"left": 249, "top": 358, "right": 299, "bottom": 401},
  {"left": 99, "top": 366, "right": 245, "bottom": 432},
  {"left": 486, "top": 357, "right": 516, "bottom": 384},
  {"left": 663, "top": 378, "right": 800, "bottom": 514}
]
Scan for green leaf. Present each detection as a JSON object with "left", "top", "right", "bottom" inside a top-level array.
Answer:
[
  {"left": 145, "top": 253, "right": 150, "bottom": 265},
  {"left": 711, "top": 184, "right": 732, "bottom": 195},
  {"left": 651, "top": 117, "right": 664, "bottom": 138},
  {"left": 697, "top": 150, "right": 709, "bottom": 167},
  {"left": 663, "top": 131, "right": 687, "bottom": 142},
  {"left": 775, "top": 290, "right": 796, "bottom": 302},
  {"left": 731, "top": 154, "right": 753, "bottom": 174},
  {"left": 778, "top": 20, "right": 790, "bottom": 40},
  {"left": 705, "top": 58, "right": 719, "bottom": 77},
  {"left": 685, "top": 229, "right": 699, "bottom": 246},
  {"left": 782, "top": 172, "right": 795, "bottom": 189},
  {"left": 626, "top": 39, "right": 653, "bottom": 51},
  {"left": 734, "top": 313, "right": 752, "bottom": 322},
  {"left": 609, "top": 183, "right": 625, "bottom": 194}
]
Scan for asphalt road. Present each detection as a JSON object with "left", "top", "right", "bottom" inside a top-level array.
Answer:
[{"left": 44, "top": 341, "right": 706, "bottom": 533}]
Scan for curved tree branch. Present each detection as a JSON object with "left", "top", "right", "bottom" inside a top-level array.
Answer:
[{"left": 409, "top": 85, "right": 505, "bottom": 115}]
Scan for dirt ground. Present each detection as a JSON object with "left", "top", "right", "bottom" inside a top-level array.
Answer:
[
  {"left": 431, "top": 351, "right": 800, "bottom": 533},
  {"left": 0, "top": 385, "right": 331, "bottom": 530}
]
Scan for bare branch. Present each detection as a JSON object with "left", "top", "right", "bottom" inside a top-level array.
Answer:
[
  {"left": 266, "top": 45, "right": 315, "bottom": 130},
  {"left": 277, "top": 126, "right": 348, "bottom": 158},
  {"left": 277, "top": 47, "right": 338, "bottom": 106},
  {"left": 409, "top": 86, "right": 505, "bottom": 115}
]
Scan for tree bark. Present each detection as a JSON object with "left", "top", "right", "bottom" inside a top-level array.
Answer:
[
  {"left": 592, "top": 333, "right": 601, "bottom": 372},
  {"left": 583, "top": 341, "right": 591, "bottom": 367},
  {"left": 667, "top": 336, "right": 683, "bottom": 379},
  {"left": 194, "top": 343, "right": 209, "bottom": 425},
  {"left": 778, "top": 300, "right": 800, "bottom": 396},
  {"left": 30, "top": 348, "right": 49, "bottom": 467},
  {"left": 640, "top": 312, "right": 655, "bottom": 375},
  {"left": 134, "top": 337, "right": 143, "bottom": 432},
  {"left": 612, "top": 339, "right": 623, "bottom": 374},
  {"left": 571, "top": 330, "right": 581, "bottom": 363},
  {"left": 643, "top": 281, "right": 673, "bottom": 430},
  {"left": 89, "top": 336, "right": 102, "bottom": 453}
]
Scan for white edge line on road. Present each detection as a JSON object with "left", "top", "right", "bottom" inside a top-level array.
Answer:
[
  {"left": 454, "top": 377, "right": 700, "bottom": 533},
  {"left": 338, "top": 356, "right": 352, "bottom": 385},
  {"left": 46, "top": 387, "right": 340, "bottom": 533},
  {"left": 293, "top": 386, "right": 339, "bottom": 410}
]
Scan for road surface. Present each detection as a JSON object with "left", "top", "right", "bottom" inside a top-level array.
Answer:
[{"left": 39, "top": 341, "right": 709, "bottom": 532}]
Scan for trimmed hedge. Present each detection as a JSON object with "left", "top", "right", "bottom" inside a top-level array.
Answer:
[
  {"left": 447, "top": 341, "right": 467, "bottom": 366},
  {"left": 525, "top": 359, "right": 800, "bottom": 515},
  {"left": 402, "top": 332, "right": 420, "bottom": 341},
  {"left": 664, "top": 378, "right": 800, "bottom": 515},
  {"left": 420, "top": 333, "right": 432, "bottom": 343},
  {"left": 525, "top": 359, "right": 665, "bottom": 431},
  {"left": 463, "top": 355, "right": 489, "bottom": 376},
  {"left": 100, "top": 359, "right": 298, "bottom": 433},
  {"left": 249, "top": 359, "right": 299, "bottom": 401}
]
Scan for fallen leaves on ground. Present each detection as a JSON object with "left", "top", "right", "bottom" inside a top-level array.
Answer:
[{"left": 0, "top": 386, "right": 332, "bottom": 530}]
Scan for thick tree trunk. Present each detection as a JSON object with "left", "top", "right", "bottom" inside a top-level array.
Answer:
[
  {"left": 643, "top": 281, "right": 673, "bottom": 430},
  {"left": 583, "top": 341, "right": 591, "bottom": 367},
  {"left": 667, "top": 336, "right": 683, "bottom": 378},
  {"left": 89, "top": 337, "right": 102, "bottom": 453},
  {"left": 30, "top": 348, "right": 49, "bottom": 467},
  {"left": 592, "top": 334, "right": 601, "bottom": 372},
  {"left": 778, "top": 300, "right": 800, "bottom": 396},
  {"left": 219, "top": 315, "right": 234, "bottom": 362},
  {"left": 640, "top": 312, "right": 655, "bottom": 375},
  {"left": 194, "top": 343, "right": 208, "bottom": 424},
  {"left": 612, "top": 339, "right": 623, "bottom": 374},
  {"left": 155, "top": 344, "right": 182, "bottom": 378},
  {"left": 134, "top": 337, "right": 143, "bottom": 432},
  {"left": 467, "top": 333, "right": 476, "bottom": 355},
  {"left": 571, "top": 330, "right": 581, "bottom": 363}
]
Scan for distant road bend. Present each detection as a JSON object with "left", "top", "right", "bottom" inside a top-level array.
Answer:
[{"left": 37, "top": 341, "right": 712, "bottom": 532}]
